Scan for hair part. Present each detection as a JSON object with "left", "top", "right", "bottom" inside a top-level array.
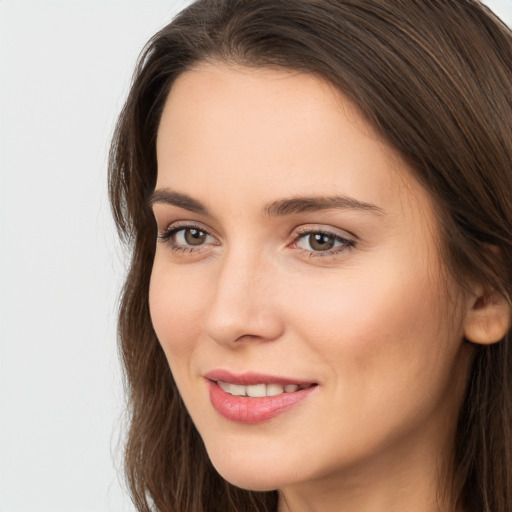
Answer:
[{"left": 109, "top": 1, "right": 512, "bottom": 510}]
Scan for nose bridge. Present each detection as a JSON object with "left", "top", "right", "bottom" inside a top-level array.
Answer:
[{"left": 203, "top": 244, "right": 283, "bottom": 346}]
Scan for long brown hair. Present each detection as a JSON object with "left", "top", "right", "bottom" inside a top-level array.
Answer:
[{"left": 109, "top": 1, "right": 512, "bottom": 511}]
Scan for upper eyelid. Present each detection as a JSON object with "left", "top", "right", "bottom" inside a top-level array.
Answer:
[
  {"left": 159, "top": 220, "right": 215, "bottom": 235},
  {"left": 293, "top": 224, "right": 356, "bottom": 241}
]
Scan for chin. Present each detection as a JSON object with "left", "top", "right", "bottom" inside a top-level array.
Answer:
[
  {"left": 214, "top": 466, "right": 285, "bottom": 492},
  {"left": 205, "top": 445, "right": 299, "bottom": 491}
]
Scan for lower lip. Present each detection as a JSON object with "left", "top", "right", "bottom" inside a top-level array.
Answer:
[{"left": 207, "top": 380, "right": 316, "bottom": 424}]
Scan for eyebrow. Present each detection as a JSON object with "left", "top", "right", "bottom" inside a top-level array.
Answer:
[
  {"left": 148, "top": 188, "right": 385, "bottom": 217},
  {"left": 147, "top": 189, "right": 210, "bottom": 215},
  {"left": 263, "top": 196, "right": 385, "bottom": 217}
]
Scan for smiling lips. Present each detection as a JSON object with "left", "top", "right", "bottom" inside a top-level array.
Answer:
[
  {"left": 205, "top": 371, "right": 317, "bottom": 424},
  {"left": 217, "top": 381, "right": 312, "bottom": 397}
]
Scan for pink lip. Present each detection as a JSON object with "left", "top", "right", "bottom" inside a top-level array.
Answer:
[
  {"left": 204, "top": 369, "right": 315, "bottom": 386},
  {"left": 204, "top": 370, "right": 317, "bottom": 424}
]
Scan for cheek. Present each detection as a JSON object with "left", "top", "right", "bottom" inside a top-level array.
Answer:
[
  {"left": 278, "top": 258, "right": 467, "bottom": 454},
  {"left": 282, "top": 254, "right": 461, "bottom": 387},
  {"left": 149, "top": 260, "right": 207, "bottom": 361}
]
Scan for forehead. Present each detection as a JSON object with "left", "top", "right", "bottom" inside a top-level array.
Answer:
[{"left": 155, "top": 63, "right": 431, "bottom": 222}]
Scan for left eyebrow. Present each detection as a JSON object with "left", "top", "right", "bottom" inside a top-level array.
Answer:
[
  {"left": 147, "top": 189, "right": 209, "bottom": 215},
  {"left": 263, "top": 195, "right": 385, "bottom": 217}
]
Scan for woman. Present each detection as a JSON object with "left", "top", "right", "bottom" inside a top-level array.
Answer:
[{"left": 108, "top": 1, "right": 512, "bottom": 511}]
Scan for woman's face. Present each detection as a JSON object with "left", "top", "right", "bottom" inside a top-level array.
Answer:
[{"left": 150, "top": 64, "right": 473, "bottom": 494}]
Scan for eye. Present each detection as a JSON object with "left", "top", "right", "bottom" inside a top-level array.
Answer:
[
  {"left": 293, "top": 229, "right": 354, "bottom": 256},
  {"left": 158, "top": 224, "right": 217, "bottom": 252},
  {"left": 176, "top": 227, "right": 209, "bottom": 246},
  {"left": 299, "top": 233, "right": 337, "bottom": 251}
]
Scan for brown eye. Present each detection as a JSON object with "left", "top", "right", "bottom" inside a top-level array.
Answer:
[
  {"left": 308, "top": 233, "right": 335, "bottom": 251},
  {"left": 183, "top": 228, "right": 208, "bottom": 245},
  {"left": 159, "top": 226, "right": 215, "bottom": 250},
  {"left": 294, "top": 230, "right": 353, "bottom": 255}
]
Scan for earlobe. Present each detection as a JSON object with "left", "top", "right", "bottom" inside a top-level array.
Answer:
[{"left": 464, "top": 287, "right": 511, "bottom": 345}]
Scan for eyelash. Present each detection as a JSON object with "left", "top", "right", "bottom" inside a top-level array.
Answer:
[
  {"left": 291, "top": 227, "right": 355, "bottom": 258},
  {"left": 157, "top": 223, "right": 355, "bottom": 258},
  {"left": 158, "top": 223, "right": 215, "bottom": 254}
]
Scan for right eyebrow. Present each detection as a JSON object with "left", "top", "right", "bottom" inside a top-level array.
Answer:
[
  {"left": 147, "top": 188, "right": 210, "bottom": 215},
  {"left": 263, "top": 195, "right": 385, "bottom": 217}
]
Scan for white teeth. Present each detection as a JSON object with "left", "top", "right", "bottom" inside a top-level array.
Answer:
[
  {"left": 218, "top": 381, "right": 231, "bottom": 393},
  {"left": 266, "top": 384, "right": 285, "bottom": 396},
  {"left": 217, "top": 381, "right": 306, "bottom": 397},
  {"left": 229, "top": 384, "right": 246, "bottom": 396},
  {"left": 246, "top": 384, "right": 267, "bottom": 397}
]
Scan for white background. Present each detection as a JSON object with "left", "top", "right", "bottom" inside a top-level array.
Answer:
[{"left": 0, "top": 1, "right": 511, "bottom": 511}]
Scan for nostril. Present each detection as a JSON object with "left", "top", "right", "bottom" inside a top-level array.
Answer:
[{"left": 204, "top": 303, "right": 284, "bottom": 346}]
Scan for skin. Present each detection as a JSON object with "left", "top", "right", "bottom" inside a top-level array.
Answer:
[{"left": 149, "top": 63, "right": 477, "bottom": 512}]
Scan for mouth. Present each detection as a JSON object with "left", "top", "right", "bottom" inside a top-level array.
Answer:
[
  {"left": 204, "top": 370, "right": 318, "bottom": 424},
  {"left": 216, "top": 381, "right": 315, "bottom": 397}
]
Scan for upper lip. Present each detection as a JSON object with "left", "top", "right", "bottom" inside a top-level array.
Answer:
[{"left": 204, "top": 369, "right": 316, "bottom": 386}]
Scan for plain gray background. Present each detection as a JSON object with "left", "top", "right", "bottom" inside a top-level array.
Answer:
[{"left": 1, "top": 1, "right": 511, "bottom": 511}]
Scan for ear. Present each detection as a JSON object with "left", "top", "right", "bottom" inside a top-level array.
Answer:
[{"left": 464, "top": 285, "right": 511, "bottom": 345}]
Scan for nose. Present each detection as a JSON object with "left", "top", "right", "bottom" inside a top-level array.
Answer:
[{"left": 203, "top": 249, "right": 284, "bottom": 347}]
